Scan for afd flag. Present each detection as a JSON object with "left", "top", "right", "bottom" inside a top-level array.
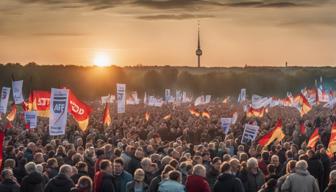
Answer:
[
  {"left": 117, "top": 84, "right": 126, "bottom": 113},
  {"left": 25, "top": 111, "right": 37, "bottom": 129},
  {"left": 0, "top": 87, "right": 11, "bottom": 114},
  {"left": 221, "top": 118, "right": 232, "bottom": 134},
  {"left": 12, "top": 80, "right": 24, "bottom": 104},
  {"left": 49, "top": 88, "right": 69, "bottom": 136}
]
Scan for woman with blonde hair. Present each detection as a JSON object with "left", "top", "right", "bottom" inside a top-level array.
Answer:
[{"left": 126, "top": 168, "right": 148, "bottom": 192}]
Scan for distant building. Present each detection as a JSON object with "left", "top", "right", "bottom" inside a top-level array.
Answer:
[{"left": 195, "top": 21, "right": 202, "bottom": 68}]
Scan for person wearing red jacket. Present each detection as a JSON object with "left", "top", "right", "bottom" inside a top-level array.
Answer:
[{"left": 185, "top": 164, "right": 211, "bottom": 192}]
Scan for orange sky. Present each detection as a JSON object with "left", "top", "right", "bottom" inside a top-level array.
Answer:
[{"left": 0, "top": 0, "right": 336, "bottom": 67}]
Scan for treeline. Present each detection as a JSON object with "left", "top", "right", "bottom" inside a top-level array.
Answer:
[{"left": 0, "top": 63, "right": 335, "bottom": 100}]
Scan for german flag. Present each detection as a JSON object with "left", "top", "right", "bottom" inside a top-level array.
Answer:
[
  {"left": 163, "top": 114, "right": 171, "bottom": 120},
  {"left": 327, "top": 123, "right": 336, "bottom": 157},
  {"left": 307, "top": 128, "right": 319, "bottom": 149},
  {"left": 6, "top": 104, "right": 16, "bottom": 122},
  {"left": 189, "top": 108, "right": 200, "bottom": 117},
  {"left": 258, "top": 119, "right": 285, "bottom": 147},
  {"left": 102, "top": 102, "right": 111, "bottom": 126},
  {"left": 202, "top": 111, "right": 210, "bottom": 119},
  {"left": 295, "top": 93, "right": 312, "bottom": 116},
  {"left": 246, "top": 106, "right": 265, "bottom": 118},
  {"left": 145, "top": 112, "right": 150, "bottom": 121}
]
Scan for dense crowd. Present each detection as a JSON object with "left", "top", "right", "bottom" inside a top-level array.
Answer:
[{"left": 0, "top": 101, "right": 336, "bottom": 192}]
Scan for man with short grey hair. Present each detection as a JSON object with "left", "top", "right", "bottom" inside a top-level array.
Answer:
[
  {"left": 281, "top": 160, "right": 320, "bottom": 192},
  {"left": 21, "top": 162, "right": 44, "bottom": 192},
  {"left": 185, "top": 164, "right": 211, "bottom": 192},
  {"left": 44, "top": 164, "right": 75, "bottom": 192}
]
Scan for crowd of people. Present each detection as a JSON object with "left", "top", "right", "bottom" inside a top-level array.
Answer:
[{"left": 0, "top": 100, "right": 336, "bottom": 192}]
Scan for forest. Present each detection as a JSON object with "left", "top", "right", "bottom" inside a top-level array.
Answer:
[{"left": 0, "top": 63, "right": 335, "bottom": 100}]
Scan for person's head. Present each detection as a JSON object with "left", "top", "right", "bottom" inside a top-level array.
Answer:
[
  {"left": 76, "top": 176, "right": 92, "bottom": 192},
  {"left": 134, "top": 168, "right": 145, "bottom": 182},
  {"left": 247, "top": 157, "right": 258, "bottom": 171},
  {"left": 267, "top": 164, "right": 276, "bottom": 175},
  {"left": 211, "top": 157, "right": 222, "bottom": 172},
  {"left": 270, "top": 155, "right": 280, "bottom": 167},
  {"left": 169, "top": 159, "right": 179, "bottom": 169},
  {"left": 161, "top": 165, "right": 175, "bottom": 179},
  {"left": 1, "top": 169, "right": 14, "bottom": 180},
  {"left": 76, "top": 161, "right": 88, "bottom": 172},
  {"left": 47, "top": 158, "right": 58, "bottom": 168},
  {"left": 25, "top": 162, "right": 37, "bottom": 174},
  {"left": 34, "top": 152, "right": 45, "bottom": 164},
  {"left": 27, "top": 142, "right": 36, "bottom": 151},
  {"left": 239, "top": 152, "right": 248, "bottom": 162},
  {"left": 4, "top": 159, "right": 15, "bottom": 169},
  {"left": 168, "top": 170, "right": 181, "bottom": 183},
  {"left": 113, "top": 158, "right": 124, "bottom": 175},
  {"left": 135, "top": 148, "right": 144, "bottom": 159},
  {"left": 307, "top": 149, "right": 315, "bottom": 159},
  {"left": 100, "top": 160, "right": 112, "bottom": 174},
  {"left": 220, "top": 162, "right": 231, "bottom": 174},
  {"left": 329, "top": 170, "right": 336, "bottom": 185},
  {"left": 192, "top": 164, "right": 206, "bottom": 177},
  {"left": 286, "top": 160, "right": 297, "bottom": 174},
  {"left": 285, "top": 150, "right": 293, "bottom": 160},
  {"left": 59, "top": 164, "right": 73, "bottom": 177},
  {"left": 229, "top": 158, "right": 241, "bottom": 174},
  {"left": 295, "top": 160, "right": 308, "bottom": 171},
  {"left": 140, "top": 157, "right": 152, "bottom": 171}
]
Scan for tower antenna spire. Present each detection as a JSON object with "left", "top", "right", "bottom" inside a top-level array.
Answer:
[{"left": 195, "top": 20, "right": 202, "bottom": 68}]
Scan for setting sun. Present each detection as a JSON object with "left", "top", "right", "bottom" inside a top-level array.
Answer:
[{"left": 93, "top": 52, "right": 111, "bottom": 67}]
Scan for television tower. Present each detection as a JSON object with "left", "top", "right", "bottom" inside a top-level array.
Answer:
[{"left": 195, "top": 21, "right": 202, "bottom": 68}]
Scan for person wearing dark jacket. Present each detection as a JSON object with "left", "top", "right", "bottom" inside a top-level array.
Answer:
[
  {"left": 324, "top": 170, "right": 336, "bottom": 192},
  {"left": 207, "top": 157, "right": 221, "bottom": 190},
  {"left": 214, "top": 162, "right": 244, "bottom": 192},
  {"left": 44, "top": 164, "right": 75, "bottom": 192},
  {"left": 307, "top": 150, "right": 324, "bottom": 190},
  {"left": 71, "top": 161, "right": 89, "bottom": 184},
  {"left": 0, "top": 169, "right": 20, "bottom": 192},
  {"left": 99, "top": 160, "right": 116, "bottom": 192},
  {"left": 20, "top": 162, "right": 44, "bottom": 192}
]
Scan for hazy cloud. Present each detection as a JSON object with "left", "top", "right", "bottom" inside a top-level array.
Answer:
[
  {"left": 137, "top": 13, "right": 214, "bottom": 20},
  {"left": 31, "top": 32, "right": 87, "bottom": 36}
]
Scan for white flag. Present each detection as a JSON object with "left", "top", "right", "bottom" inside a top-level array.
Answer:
[
  {"left": 194, "top": 95, "right": 205, "bottom": 106},
  {"left": 49, "top": 88, "right": 69, "bottom": 136},
  {"left": 165, "top": 89, "right": 171, "bottom": 102},
  {"left": 205, "top": 95, "right": 211, "bottom": 104},
  {"left": 0, "top": 87, "right": 11, "bottom": 114},
  {"left": 232, "top": 112, "right": 238, "bottom": 124},
  {"left": 101, "top": 95, "right": 115, "bottom": 104},
  {"left": 117, "top": 84, "right": 126, "bottom": 113},
  {"left": 241, "top": 124, "right": 259, "bottom": 144},
  {"left": 12, "top": 80, "right": 24, "bottom": 104},
  {"left": 238, "top": 88, "right": 246, "bottom": 103},
  {"left": 25, "top": 111, "right": 37, "bottom": 129},
  {"left": 221, "top": 118, "right": 232, "bottom": 134},
  {"left": 252, "top": 95, "right": 272, "bottom": 109}
]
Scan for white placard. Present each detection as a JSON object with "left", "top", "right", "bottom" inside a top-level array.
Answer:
[
  {"left": 117, "top": 84, "right": 126, "bottom": 113},
  {"left": 12, "top": 80, "right": 24, "bottom": 104},
  {"left": 0, "top": 87, "right": 11, "bottom": 114},
  {"left": 49, "top": 88, "right": 69, "bottom": 136}
]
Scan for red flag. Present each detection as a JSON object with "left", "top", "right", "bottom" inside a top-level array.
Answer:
[
  {"left": 27, "top": 90, "right": 51, "bottom": 117},
  {"left": 258, "top": 119, "right": 285, "bottom": 147},
  {"left": 0, "top": 131, "right": 4, "bottom": 168},
  {"left": 6, "top": 104, "right": 16, "bottom": 122},
  {"left": 300, "top": 122, "right": 306, "bottom": 135},
  {"left": 68, "top": 90, "right": 92, "bottom": 132},
  {"left": 102, "top": 102, "right": 111, "bottom": 126},
  {"left": 307, "top": 128, "right": 319, "bottom": 149}
]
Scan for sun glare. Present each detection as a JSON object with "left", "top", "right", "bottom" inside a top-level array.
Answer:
[{"left": 93, "top": 52, "right": 111, "bottom": 67}]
